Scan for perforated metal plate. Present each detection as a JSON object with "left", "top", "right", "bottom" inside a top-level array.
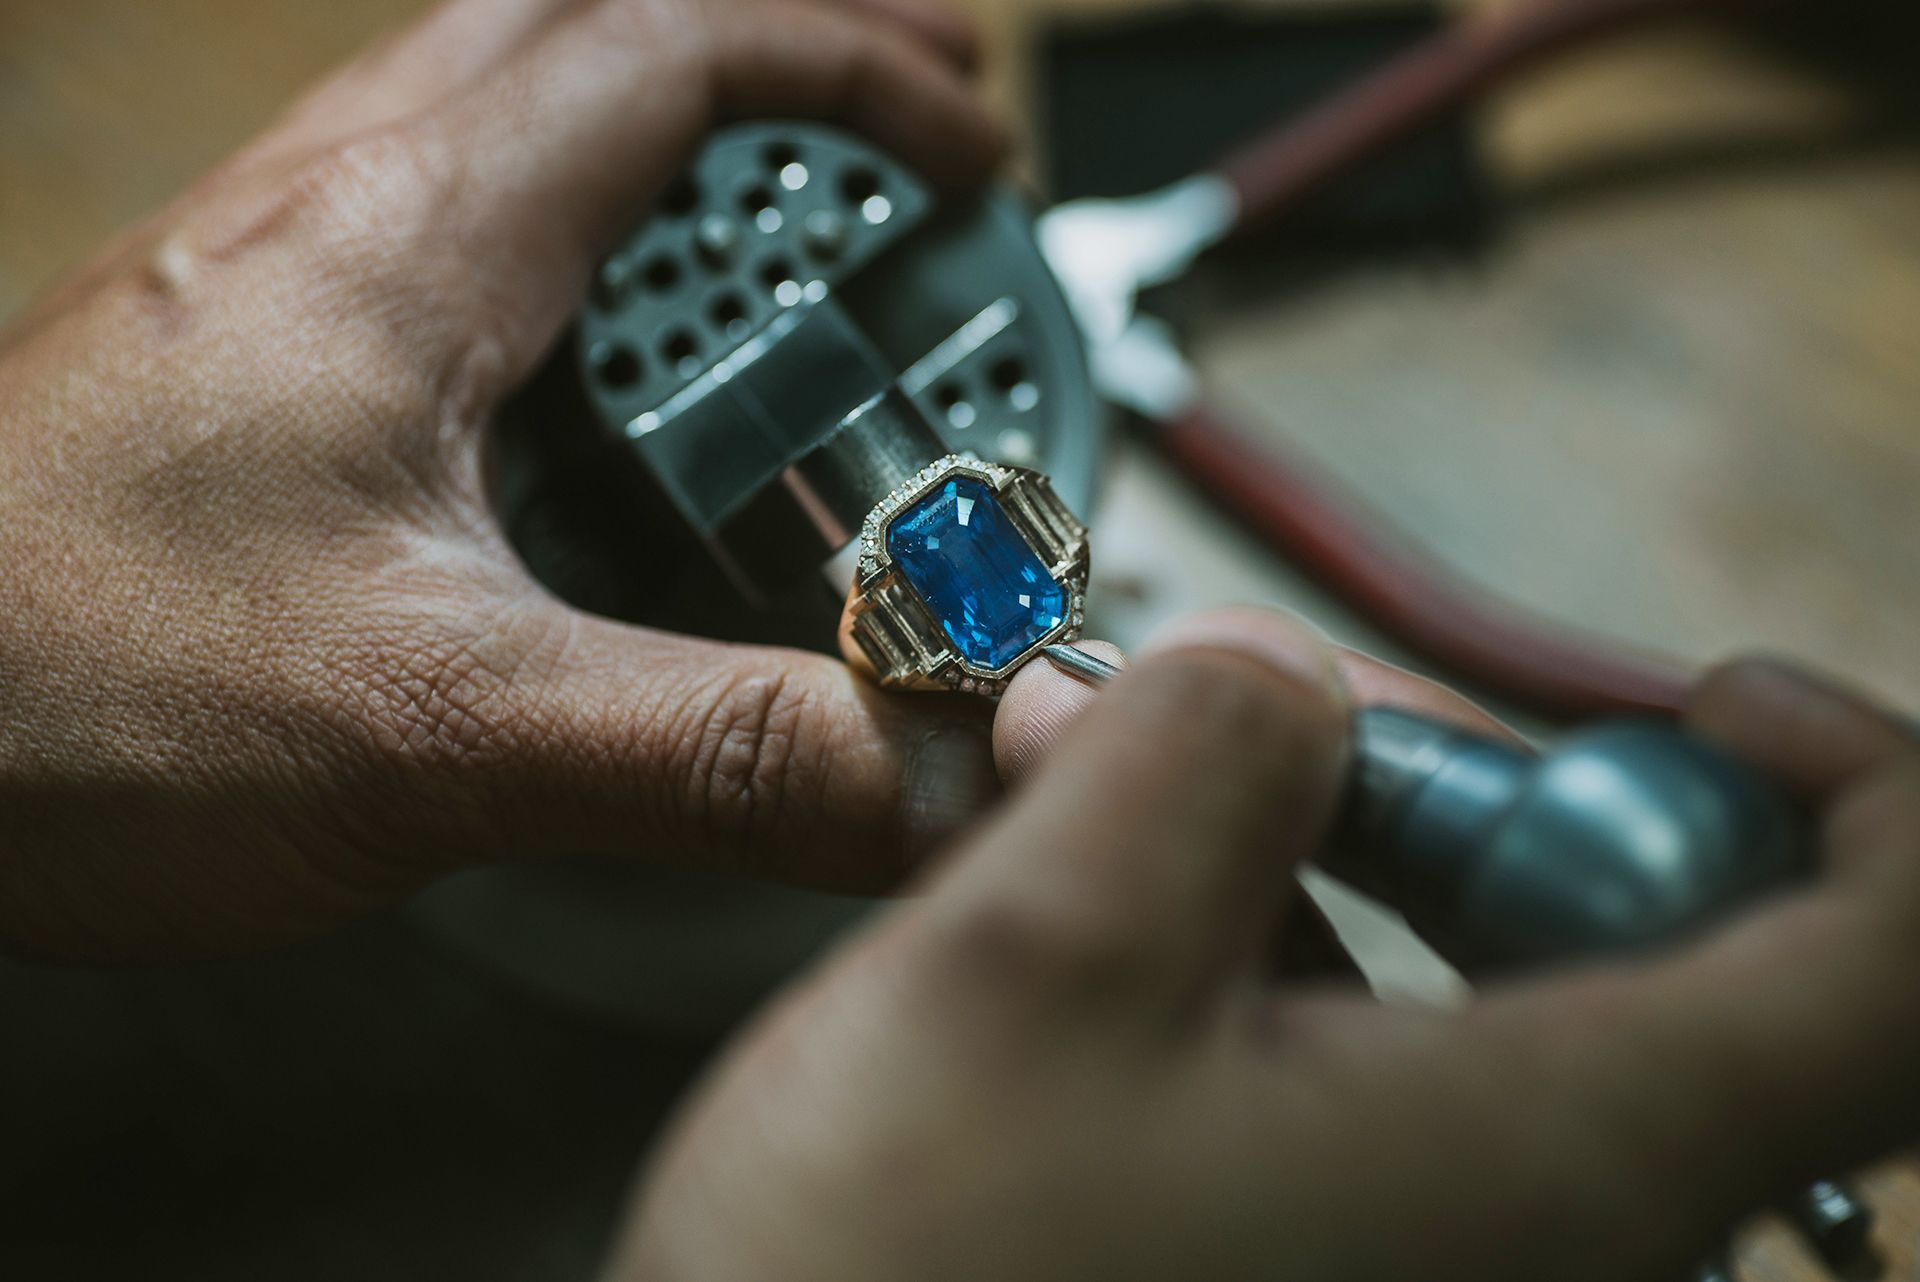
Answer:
[
  {"left": 579, "top": 125, "right": 933, "bottom": 420},
  {"left": 575, "top": 120, "right": 1103, "bottom": 517}
]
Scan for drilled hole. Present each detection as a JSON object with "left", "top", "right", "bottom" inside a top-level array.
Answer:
[
  {"left": 662, "top": 330, "right": 700, "bottom": 369},
  {"left": 840, "top": 167, "right": 881, "bottom": 204},
  {"left": 934, "top": 383, "right": 975, "bottom": 429},
  {"left": 759, "top": 258, "right": 796, "bottom": 290},
  {"left": 990, "top": 355, "right": 1040, "bottom": 411},
  {"left": 594, "top": 344, "right": 643, "bottom": 389},
  {"left": 762, "top": 141, "right": 800, "bottom": 172},
  {"left": 661, "top": 177, "right": 700, "bottom": 216},
  {"left": 989, "top": 356, "right": 1029, "bottom": 391},
  {"left": 710, "top": 291, "right": 744, "bottom": 335},
  {"left": 740, "top": 185, "right": 776, "bottom": 215},
  {"left": 643, "top": 255, "right": 682, "bottom": 292},
  {"left": 590, "top": 263, "right": 631, "bottom": 311}
]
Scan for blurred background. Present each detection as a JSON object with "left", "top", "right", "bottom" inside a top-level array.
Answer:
[{"left": 2, "top": 0, "right": 1917, "bottom": 1278}]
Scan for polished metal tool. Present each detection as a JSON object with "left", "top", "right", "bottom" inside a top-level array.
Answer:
[
  {"left": 574, "top": 121, "right": 1104, "bottom": 604},
  {"left": 1038, "top": 644, "right": 1805, "bottom": 970},
  {"left": 1042, "top": 644, "right": 1869, "bottom": 1279}
]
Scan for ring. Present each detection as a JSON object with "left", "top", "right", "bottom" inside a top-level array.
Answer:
[{"left": 839, "top": 454, "right": 1090, "bottom": 695}]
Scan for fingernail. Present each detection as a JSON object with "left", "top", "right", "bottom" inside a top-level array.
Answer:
[
  {"left": 1144, "top": 607, "right": 1340, "bottom": 693},
  {"left": 903, "top": 723, "right": 999, "bottom": 861}
]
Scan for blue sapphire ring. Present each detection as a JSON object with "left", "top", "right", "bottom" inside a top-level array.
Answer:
[{"left": 839, "top": 455, "right": 1091, "bottom": 695}]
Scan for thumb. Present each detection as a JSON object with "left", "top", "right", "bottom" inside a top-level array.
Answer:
[{"left": 357, "top": 599, "right": 999, "bottom": 890}]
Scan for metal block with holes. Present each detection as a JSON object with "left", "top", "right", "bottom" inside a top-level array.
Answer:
[{"left": 573, "top": 121, "right": 1104, "bottom": 602}]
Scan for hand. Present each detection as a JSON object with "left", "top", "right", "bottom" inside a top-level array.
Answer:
[
  {"left": 0, "top": 0, "right": 1004, "bottom": 961},
  {"left": 608, "top": 609, "right": 1920, "bottom": 1282}
]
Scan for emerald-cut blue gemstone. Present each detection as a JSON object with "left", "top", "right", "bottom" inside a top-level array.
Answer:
[{"left": 887, "top": 475, "right": 1067, "bottom": 671}]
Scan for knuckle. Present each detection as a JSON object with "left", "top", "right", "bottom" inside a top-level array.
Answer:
[
  {"left": 662, "top": 668, "right": 831, "bottom": 864},
  {"left": 280, "top": 126, "right": 454, "bottom": 272},
  {"left": 155, "top": 124, "right": 453, "bottom": 296},
  {"left": 1688, "top": 656, "right": 1797, "bottom": 729}
]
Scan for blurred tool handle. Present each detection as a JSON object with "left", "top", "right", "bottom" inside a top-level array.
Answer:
[
  {"left": 1156, "top": 400, "right": 1692, "bottom": 718},
  {"left": 1217, "top": 0, "right": 1779, "bottom": 234}
]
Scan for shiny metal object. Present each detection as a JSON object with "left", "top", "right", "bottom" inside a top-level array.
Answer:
[
  {"left": 612, "top": 294, "right": 949, "bottom": 597},
  {"left": 1039, "top": 647, "right": 1806, "bottom": 969},
  {"left": 577, "top": 121, "right": 1105, "bottom": 605},
  {"left": 1035, "top": 175, "right": 1233, "bottom": 418},
  {"left": 1040, "top": 643, "right": 1122, "bottom": 684},
  {"left": 1349, "top": 709, "right": 1806, "bottom": 969},
  {"left": 1788, "top": 1178, "right": 1875, "bottom": 1274},
  {"left": 841, "top": 460, "right": 1089, "bottom": 695},
  {"left": 1036, "top": 175, "right": 1236, "bottom": 348}
]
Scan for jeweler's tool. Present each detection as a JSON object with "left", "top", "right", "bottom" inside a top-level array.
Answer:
[
  {"left": 1787, "top": 1179, "right": 1878, "bottom": 1277},
  {"left": 573, "top": 121, "right": 1103, "bottom": 605},
  {"left": 566, "top": 0, "right": 1791, "bottom": 718},
  {"left": 1038, "top": 644, "right": 1804, "bottom": 970},
  {"left": 1037, "top": 0, "right": 1784, "bottom": 720},
  {"left": 1041, "top": 641, "right": 1867, "bottom": 1280}
]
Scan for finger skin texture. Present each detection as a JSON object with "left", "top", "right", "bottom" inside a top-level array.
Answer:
[
  {"left": 838, "top": 0, "right": 983, "bottom": 70},
  {"left": 991, "top": 613, "right": 1526, "bottom": 980},
  {"left": 247, "top": 0, "right": 590, "bottom": 164},
  {"left": 0, "top": 0, "right": 1001, "bottom": 960},
  {"left": 612, "top": 653, "right": 1920, "bottom": 1282},
  {"left": 616, "top": 613, "right": 1356, "bottom": 1282},
  {"left": 994, "top": 607, "right": 1523, "bottom": 787},
  {"left": 991, "top": 640, "right": 1128, "bottom": 784},
  {"left": 930, "top": 617, "right": 1351, "bottom": 1022}
]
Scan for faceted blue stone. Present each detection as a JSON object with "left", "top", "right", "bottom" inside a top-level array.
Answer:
[{"left": 886, "top": 475, "right": 1067, "bottom": 671}]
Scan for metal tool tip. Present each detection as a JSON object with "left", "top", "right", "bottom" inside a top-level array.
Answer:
[{"left": 1040, "top": 644, "right": 1124, "bottom": 685}]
